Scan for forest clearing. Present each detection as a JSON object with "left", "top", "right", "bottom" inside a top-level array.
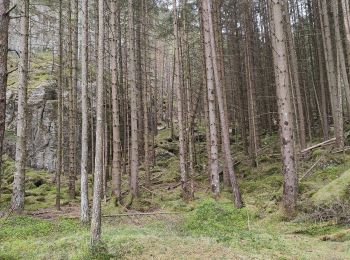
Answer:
[{"left": 1, "top": 0, "right": 350, "bottom": 259}]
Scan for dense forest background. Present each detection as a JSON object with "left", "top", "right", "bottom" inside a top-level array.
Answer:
[{"left": 0, "top": 0, "right": 350, "bottom": 258}]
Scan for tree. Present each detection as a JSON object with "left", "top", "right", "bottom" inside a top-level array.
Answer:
[
  {"left": 284, "top": 3, "right": 306, "bottom": 150},
  {"left": 243, "top": 0, "right": 260, "bottom": 165},
  {"left": 269, "top": 0, "right": 297, "bottom": 215},
  {"left": 68, "top": 0, "right": 78, "bottom": 200},
  {"left": 200, "top": 0, "right": 219, "bottom": 198},
  {"left": 204, "top": 0, "right": 243, "bottom": 208},
  {"left": 318, "top": 0, "right": 344, "bottom": 148},
  {"left": 110, "top": 0, "right": 122, "bottom": 202},
  {"left": 128, "top": 0, "right": 139, "bottom": 199},
  {"left": 56, "top": 0, "right": 63, "bottom": 211},
  {"left": 0, "top": 0, "right": 10, "bottom": 185},
  {"left": 173, "top": 0, "right": 189, "bottom": 197},
  {"left": 80, "top": 0, "right": 89, "bottom": 223},
  {"left": 91, "top": 0, "right": 104, "bottom": 246},
  {"left": 11, "top": 0, "right": 29, "bottom": 213}
]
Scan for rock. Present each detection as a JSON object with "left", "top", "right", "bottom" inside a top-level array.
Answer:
[
  {"left": 156, "top": 148, "right": 175, "bottom": 161},
  {"left": 4, "top": 81, "right": 83, "bottom": 173}
]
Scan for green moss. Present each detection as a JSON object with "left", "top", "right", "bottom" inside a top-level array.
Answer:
[
  {"left": 0, "top": 216, "right": 55, "bottom": 240},
  {"left": 312, "top": 168, "right": 350, "bottom": 205},
  {"left": 294, "top": 223, "right": 343, "bottom": 236},
  {"left": 184, "top": 198, "right": 256, "bottom": 242}
]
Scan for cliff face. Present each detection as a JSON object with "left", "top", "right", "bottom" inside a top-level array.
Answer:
[{"left": 5, "top": 82, "right": 58, "bottom": 172}]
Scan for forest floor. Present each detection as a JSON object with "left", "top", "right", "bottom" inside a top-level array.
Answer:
[{"left": 1, "top": 128, "right": 350, "bottom": 259}]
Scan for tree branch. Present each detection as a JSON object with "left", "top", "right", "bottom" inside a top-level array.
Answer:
[
  {"left": 8, "top": 49, "right": 20, "bottom": 57},
  {"left": 7, "top": 67, "right": 18, "bottom": 76},
  {"left": 5, "top": 5, "right": 16, "bottom": 15}
]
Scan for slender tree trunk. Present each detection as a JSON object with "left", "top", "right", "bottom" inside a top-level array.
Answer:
[
  {"left": 332, "top": 1, "right": 350, "bottom": 124},
  {"left": 205, "top": 0, "right": 243, "bottom": 208},
  {"left": 68, "top": 0, "right": 78, "bottom": 200},
  {"left": 128, "top": 0, "right": 139, "bottom": 199},
  {"left": 91, "top": 0, "right": 104, "bottom": 247},
  {"left": 141, "top": 0, "right": 151, "bottom": 187},
  {"left": 319, "top": 0, "right": 343, "bottom": 148},
  {"left": 56, "top": 0, "right": 63, "bottom": 211},
  {"left": 341, "top": 0, "right": 350, "bottom": 74},
  {"left": 201, "top": 0, "right": 219, "bottom": 197},
  {"left": 313, "top": 1, "right": 329, "bottom": 140},
  {"left": 173, "top": 0, "right": 189, "bottom": 197},
  {"left": 243, "top": 0, "right": 259, "bottom": 166},
  {"left": 110, "top": 0, "right": 122, "bottom": 203},
  {"left": 0, "top": 0, "right": 10, "bottom": 186},
  {"left": 284, "top": 4, "right": 306, "bottom": 150},
  {"left": 11, "top": 0, "right": 29, "bottom": 213},
  {"left": 269, "top": 0, "right": 297, "bottom": 216},
  {"left": 80, "top": 0, "right": 89, "bottom": 223}
]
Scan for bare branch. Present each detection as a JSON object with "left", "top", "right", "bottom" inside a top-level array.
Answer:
[{"left": 5, "top": 5, "right": 17, "bottom": 16}]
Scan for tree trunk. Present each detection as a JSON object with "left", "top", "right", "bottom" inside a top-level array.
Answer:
[
  {"left": 284, "top": 3, "right": 306, "bottom": 150},
  {"left": 318, "top": 0, "right": 344, "bottom": 148},
  {"left": 56, "top": 0, "right": 63, "bottom": 211},
  {"left": 90, "top": 0, "right": 104, "bottom": 247},
  {"left": 110, "top": 0, "right": 122, "bottom": 203},
  {"left": 243, "top": 0, "right": 259, "bottom": 166},
  {"left": 269, "top": 0, "right": 297, "bottom": 216},
  {"left": 68, "top": 0, "right": 78, "bottom": 200},
  {"left": 173, "top": 0, "right": 189, "bottom": 197},
  {"left": 0, "top": 0, "right": 10, "bottom": 198},
  {"left": 128, "top": 0, "right": 139, "bottom": 199},
  {"left": 341, "top": 0, "right": 350, "bottom": 74},
  {"left": 80, "top": 0, "right": 89, "bottom": 223},
  {"left": 201, "top": 0, "right": 219, "bottom": 197},
  {"left": 205, "top": 0, "right": 243, "bottom": 208},
  {"left": 11, "top": 0, "right": 29, "bottom": 213}
]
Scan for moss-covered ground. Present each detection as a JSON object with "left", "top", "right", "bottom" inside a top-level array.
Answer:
[{"left": 1, "top": 127, "right": 350, "bottom": 259}]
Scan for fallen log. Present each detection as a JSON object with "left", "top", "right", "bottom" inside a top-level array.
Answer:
[
  {"left": 102, "top": 211, "right": 181, "bottom": 217},
  {"left": 301, "top": 138, "right": 336, "bottom": 154},
  {"left": 299, "top": 157, "right": 324, "bottom": 181}
]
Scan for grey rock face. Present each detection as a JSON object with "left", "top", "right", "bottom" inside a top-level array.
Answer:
[{"left": 5, "top": 81, "right": 59, "bottom": 172}]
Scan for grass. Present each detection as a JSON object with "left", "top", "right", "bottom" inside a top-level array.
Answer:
[
  {"left": 1, "top": 129, "right": 350, "bottom": 259},
  {"left": 1, "top": 200, "right": 350, "bottom": 259}
]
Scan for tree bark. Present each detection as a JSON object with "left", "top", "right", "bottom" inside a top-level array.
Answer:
[
  {"left": 11, "top": 0, "right": 29, "bottom": 213},
  {"left": 243, "top": 0, "right": 259, "bottom": 166},
  {"left": 68, "top": 0, "right": 78, "bottom": 200},
  {"left": 80, "top": 0, "right": 89, "bottom": 223},
  {"left": 284, "top": 3, "right": 306, "bottom": 150},
  {"left": 269, "top": 0, "right": 297, "bottom": 216},
  {"left": 128, "top": 0, "right": 139, "bottom": 199},
  {"left": 173, "top": 0, "right": 189, "bottom": 197},
  {"left": 201, "top": 0, "right": 219, "bottom": 197},
  {"left": 0, "top": 0, "right": 10, "bottom": 197},
  {"left": 91, "top": 0, "right": 104, "bottom": 247},
  {"left": 318, "top": 0, "right": 344, "bottom": 148},
  {"left": 110, "top": 0, "right": 122, "bottom": 202},
  {"left": 205, "top": 0, "right": 243, "bottom": 208},
  {"left": 56, "top": 0, "right": 63, "bottom": 211}
]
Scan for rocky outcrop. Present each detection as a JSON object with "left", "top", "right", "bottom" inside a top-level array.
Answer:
[{"left": 5, "top": 81, "right": 60, "bottom": 172}]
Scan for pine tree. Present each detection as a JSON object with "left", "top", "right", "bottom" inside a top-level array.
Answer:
[
  {"left": 0, "top": 0, "right": 10, "bottom": 189},
  {"left": 80, "top": 0, "right": 89, "bottom": 223},
  {"left": 91, "top": 0, "right": 105, "bottom": 246},
  {"left": 11, "top": 0, "right": 29, "bottom": 213},
  {"left": 269, "top": 0, "right": 297, "bottom": 215}
]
